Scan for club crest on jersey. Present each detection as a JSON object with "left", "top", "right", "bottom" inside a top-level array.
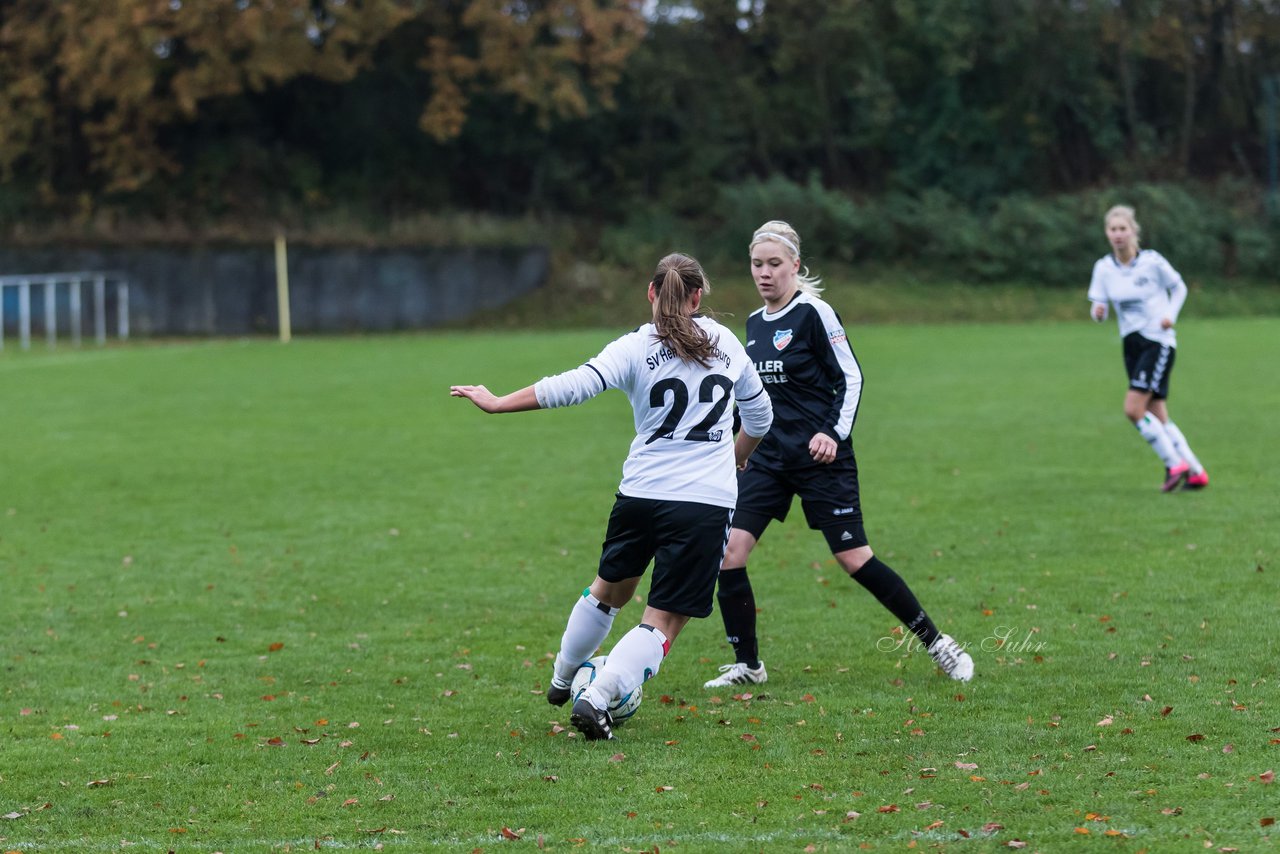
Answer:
[{"left": 772, "top": 329, "right": 793, "bottom": 351}]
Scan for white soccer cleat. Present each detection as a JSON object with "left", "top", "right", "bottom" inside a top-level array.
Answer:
[
  {"left": 703, "top": 661, "right": 767, "bottom": 689},
  {"left": 928, "top": 634, "right": 974, "bottom": 682}
]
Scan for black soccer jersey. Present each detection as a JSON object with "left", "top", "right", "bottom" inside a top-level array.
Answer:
[{"left": 744, "top": 292, "right": 863, "bottom": 468}]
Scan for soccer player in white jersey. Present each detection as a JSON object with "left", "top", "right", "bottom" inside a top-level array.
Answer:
[
  {"left": 704, "top": 221, "right": 974, "bottom": 691},
  {"left": 451, "top": 253, "right": 773, "bottom": 741},
  {"left": 1088, "top": 205, "right": 1208, "bottom": 492}
]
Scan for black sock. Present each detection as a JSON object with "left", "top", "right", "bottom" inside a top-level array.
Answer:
[
  {"left": 852, "top": 556, "right": 940, "bottom": 648},
  {"left": 716, "top": 567, "right": 760, "bottom": 668}
]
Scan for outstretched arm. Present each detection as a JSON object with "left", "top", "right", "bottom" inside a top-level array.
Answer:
[{"left": 449, "top": 384, "right": 541, "bottom": 413}]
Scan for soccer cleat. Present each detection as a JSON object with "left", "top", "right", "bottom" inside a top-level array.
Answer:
[
  {"left": 1185, "top": 469, "right": 1209, "bottom": 490},
  {"left": 546, "top": 676, "right": 573, "bottom": 707},
  {"left": 1162, "top": 462, "right": 1190, "bottom": 493},
  {"left": 569, "top": 695, "right": 616, "bottom": 741},
  {"left": 703, "top": 661, "right": 768, "bottom": 689},
  {"left": 927, "top": 634, "right": 974, "bottom": 682}
]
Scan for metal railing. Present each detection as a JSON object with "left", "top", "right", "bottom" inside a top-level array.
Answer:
[{"left": 0, "top": 272, "right": 130, "bottom": 350}]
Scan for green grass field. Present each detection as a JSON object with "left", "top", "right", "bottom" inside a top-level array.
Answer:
[{"left": 1, "top": 318, "right": 1277, "bottom": 852}]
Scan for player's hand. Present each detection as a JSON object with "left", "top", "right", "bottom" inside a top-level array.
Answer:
[
  {"left": 1160, "top": 317, "right": 1174, "bottom": 329},
  {"left": 1092, "top": 304, "right": 1107, "bottom": 322},
  {"left": 809, "top": 431, "right": 838, "bottom": 464},
  {"left": 450, "top": 385, "right": 501, "bottom": 413}
]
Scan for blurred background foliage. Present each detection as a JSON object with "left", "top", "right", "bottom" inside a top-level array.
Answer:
[{"left": 1, "top": 0, "right": 1277, "bottom": 286}]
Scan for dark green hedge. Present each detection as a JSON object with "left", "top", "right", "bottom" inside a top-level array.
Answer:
[{"left": 601, "top": 178, "right": 1278, "bottom": 285}]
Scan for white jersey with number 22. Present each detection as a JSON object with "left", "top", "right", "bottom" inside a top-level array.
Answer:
[{"left": 533, "top": 317, "right": 772, "bottom": 509}]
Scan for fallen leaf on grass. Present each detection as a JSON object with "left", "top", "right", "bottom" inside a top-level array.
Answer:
[
  {"left": 86, "top": 779, "right": 111, "bottom": 788},
  {"left": 1261, "top": 770, "right": 1276, "bottom": 784},
  {"left": 983, "top": 823, "right": 1005, "bottom": 832},
  {"left": 1006, "top": 842, "right": 1027, "bottom": 849},
  {"left": 2, "top": 812, "right": 25, "bottom": 820},
  {"left": 922, "top": 820, "right": 944, "bottom": 831},
  {"left": 500, "top": 827, "right": 522, "bottom": 840},
  {"left": 955, "top": 762, "right": 978, "bottom": 770},
  {"left": 341, "top": 798, "right": 358, "bottom": 807},
  {"left": 877, "top": 805, "right": 900, "bottom": 813},
  {"left": 1261, "top": 817, "right": 1275, "bottom": 827},
  {"left": 608, "top": 753, "right": 625, "bottom": 762},
  {"left": 1186, "top": 733, "right": 1205, "bottom": 743},
  {"left": 1097, "top": 715, "right": 1113, "bottom": 726},
  {"left": 325, "top": 762, "right": 340, "bottom": 775}
]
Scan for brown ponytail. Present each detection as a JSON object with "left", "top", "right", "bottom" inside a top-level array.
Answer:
[{"left": 651, "top": 253, "right": 716, "bottom": 366}]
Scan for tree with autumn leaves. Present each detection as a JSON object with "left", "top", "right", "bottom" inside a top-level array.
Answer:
[
  {"left": 0, "top": 0, "right": 645, "bottom": 197},
  {"left": 0, "top": 0, "right": 1278, "bottom": 238}
]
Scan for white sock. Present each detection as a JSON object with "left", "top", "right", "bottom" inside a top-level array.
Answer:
[
  {"left": 586, "top": 624, "right": 668, "bottom": 710},
  {"left": 1135, "top": 414, "right": 1183, "bottom": 469},
  {"left": 1163, "top": 422, "right": 1203, "bottom": 474},
  {"left": 553, "top": 591, "right": 617, "bottom": 685}
]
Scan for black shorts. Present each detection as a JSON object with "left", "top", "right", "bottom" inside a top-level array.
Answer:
[
  {"left": 596, "top": 494, "right": 733, "bottom": 619},
  {"left": 734, "top": 458, "right": 868, "bottom": 553},
  {"left": 1123, "top": 332, "right": 1176, "bottom": 399}
]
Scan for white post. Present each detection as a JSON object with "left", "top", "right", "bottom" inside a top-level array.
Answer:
[
  {"left": 118, "top": 282, "right": 129, "bottom": 340},
  {"left": 275, "top": 232, "right": 292, "bottom": 343},
  {"left": 94, "top": 275, "right": 106, "bottom": 345},
  {"left": 70, "top": 279, "right": 82, "bottom": 347},
  {"left": 45, "top": 278, "right": 57, "bottom": 348},
  {"left": 19, "top": 279, "right": 31, "bottom": 351}
]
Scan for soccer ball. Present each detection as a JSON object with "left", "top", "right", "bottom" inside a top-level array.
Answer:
[{"left": 570, "top": 655, "right": 643, "bottom": 725}]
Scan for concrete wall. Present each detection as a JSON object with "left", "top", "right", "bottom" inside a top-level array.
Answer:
[{"left": 0, "top": 245, "right": 549, "bottom": 335}]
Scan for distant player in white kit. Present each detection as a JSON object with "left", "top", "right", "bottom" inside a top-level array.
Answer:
[
  {"left": 1088, "top": 205, "right": 1209, "bottom": 492},
  {"left": 451, "top": 253, "right": 773, "bottom": 741}
]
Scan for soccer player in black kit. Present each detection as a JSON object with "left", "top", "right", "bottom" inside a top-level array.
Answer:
[{"left": 704, "top": 220, "right": 974, "bottom": 689}]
